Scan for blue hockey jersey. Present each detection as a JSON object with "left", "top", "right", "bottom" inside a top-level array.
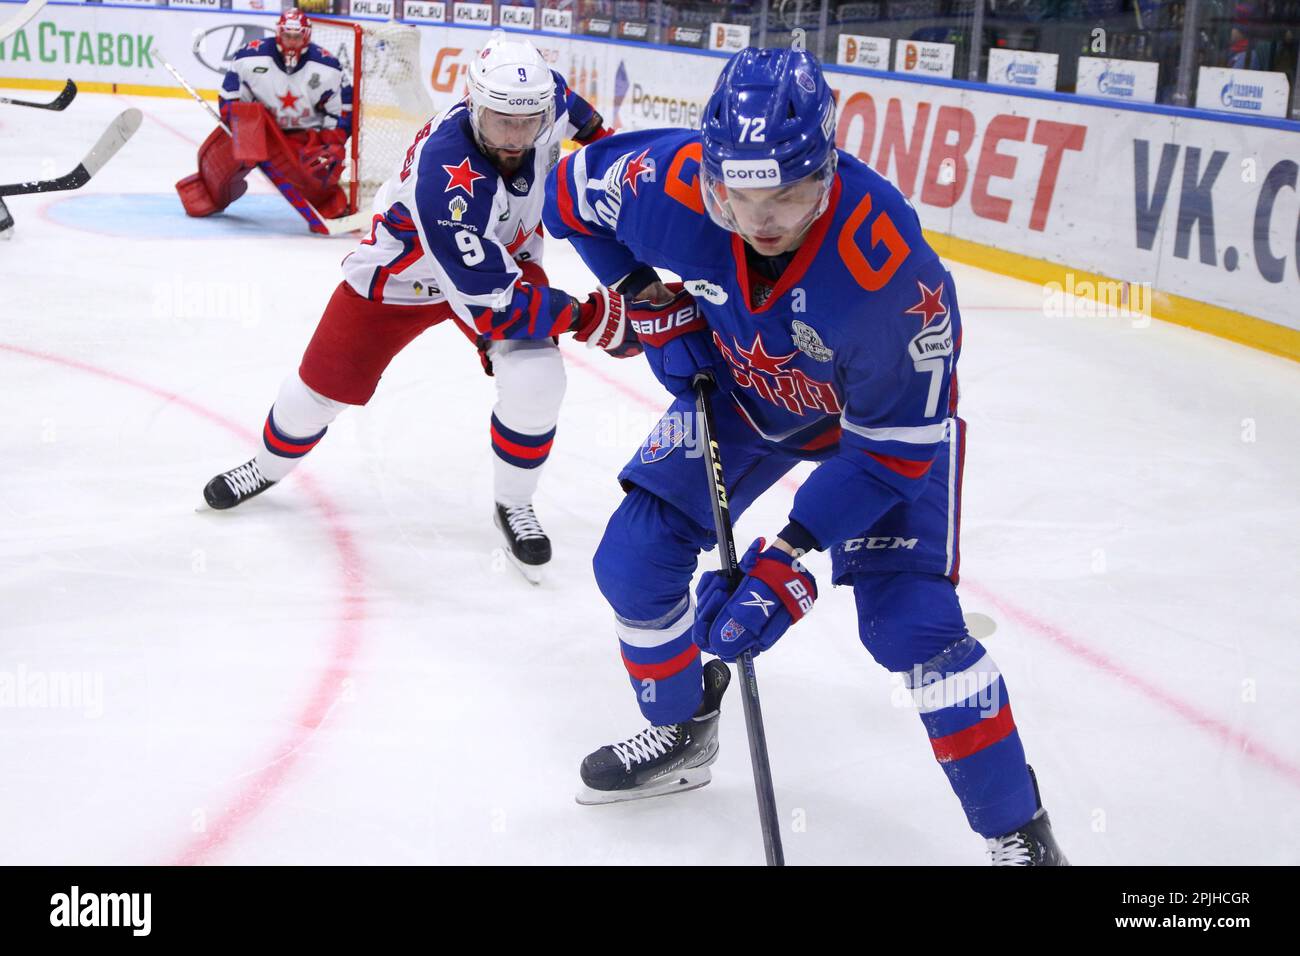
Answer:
[{"left": 543, "top": 128, "right": 963, "bottom": 553}]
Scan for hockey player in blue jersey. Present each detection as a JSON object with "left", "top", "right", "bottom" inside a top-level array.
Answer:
[{"left": 544, "top": 47, "right": 1068, "bottom": 864}]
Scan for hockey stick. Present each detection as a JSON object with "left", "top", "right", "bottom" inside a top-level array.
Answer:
[
  {"left": 0, "top": 79, "right": 77, "bottom": 111},
  {"left": 0, "top": 108, "right": 141, "bottom": 197},
  {"left": 0, "top": 0, "right": 46, "bottom": 44},
  {"left": 157, "top": 52, "right": 367, "bottom": 236},
  {"left": 693, "top": 375, "right": 785, "bottom": 867}
]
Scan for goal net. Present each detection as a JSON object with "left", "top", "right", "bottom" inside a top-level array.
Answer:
[{"left": 309, "top": 18, "right": 435, "bottom": 216}]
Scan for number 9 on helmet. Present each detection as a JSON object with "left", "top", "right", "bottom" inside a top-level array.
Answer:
[{"left": 466, "top": 32, "right": 557, "bottom": 154}]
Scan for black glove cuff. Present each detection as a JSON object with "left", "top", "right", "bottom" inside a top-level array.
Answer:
[
  {"left": 614, "top": 265, "right": 661, "bottom": 300},
  {"left": 777, "top": 520, "right": 822, "bottom": 556}
]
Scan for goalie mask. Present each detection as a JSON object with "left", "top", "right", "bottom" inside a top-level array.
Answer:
[
  {"left": 465, "top": 33, "right": 556, "bottom": 155},
  {"left": 276, "top": 9, "right": 312, "bottom": 71}
]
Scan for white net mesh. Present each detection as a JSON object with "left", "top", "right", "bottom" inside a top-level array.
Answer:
[{"left": 311, "top": 20, "right": 435, "bottom": 214}]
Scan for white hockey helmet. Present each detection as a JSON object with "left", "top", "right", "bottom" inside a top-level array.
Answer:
[{"left": 466, "top": 32, "right": 555, "bottom": 152}]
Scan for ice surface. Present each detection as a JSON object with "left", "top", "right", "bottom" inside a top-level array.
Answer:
[{"left": 2, "top": 90, "right": 1297, "bottom": 865}]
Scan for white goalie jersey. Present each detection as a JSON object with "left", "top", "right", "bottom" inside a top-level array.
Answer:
[{"left": 220, "top": 37, "right": 352, "bottom": 134}]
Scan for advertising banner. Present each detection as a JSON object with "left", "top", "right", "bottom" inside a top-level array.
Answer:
[
  {"left": 1075, "top": 56, "right": 1159, "bottom": 103},
  {"left": 893, "top": 40, "right": 954, "bottom": 79},
  {"left": 1, "top": 3, "right": 1296, "bottom": 332},
  {"left": 836, "top": 34, "right": 889, "bottom": 71},
  {"left": 1196, "top": 66, "right": 1291, "bottom": 118}
]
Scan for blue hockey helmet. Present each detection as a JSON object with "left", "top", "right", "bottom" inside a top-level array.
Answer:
[{"left": 700, "top": 47, "right": 838, "bottom": 248}]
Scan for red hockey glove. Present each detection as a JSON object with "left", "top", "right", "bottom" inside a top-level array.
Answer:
[{"left": 572, "top": 287, "right": 642, "bottom": 357}]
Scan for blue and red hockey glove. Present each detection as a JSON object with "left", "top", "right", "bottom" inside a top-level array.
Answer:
[
  {"left": 692, "top": 538, "right": 818, "bottom": 662},
  {"left": 626, "top": 284, "right": 732, "bottom": 398}
]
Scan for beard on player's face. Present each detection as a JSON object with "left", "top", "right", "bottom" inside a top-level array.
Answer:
[
  {"left": 475, "top": 108, "right": 543, "bottom": 174},
  {"left": 484, "top": 145, "right": 528, "bottom": 174}
]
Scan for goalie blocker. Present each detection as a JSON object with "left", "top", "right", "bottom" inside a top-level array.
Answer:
[{"left": 176, "top": 102, "right": 350, "bottom": 228}]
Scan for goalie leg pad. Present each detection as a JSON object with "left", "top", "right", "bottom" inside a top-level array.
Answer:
[
  {"left": 261, "top": 128, "right": 350, "bottom": 224},
  {"left": 228, "top": 101, "right": 271, "bottom": 163},
  {"left": 176, "top": 126, "right": 253, "bottom": 217}
]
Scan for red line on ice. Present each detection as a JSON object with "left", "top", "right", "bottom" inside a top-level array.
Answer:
[
  {"left": 0, "top": 343, "right": 367, "bottom": 863},
  {"left": 559, "top": 344, "right": 1300, "bottom": 791}
]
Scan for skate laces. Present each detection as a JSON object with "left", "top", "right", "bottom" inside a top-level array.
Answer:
[
  {"left": 986, "top": 831, "right": 1033, "bottom": 866},
  {"left": 223, "top": 460, "right": 266, "bottom": 497},
  {"left": 503, "top": 504, "right": 545, "bottom": 540},
  {"left": 611, "top": 725, "right": 680, "bottom": 770}
]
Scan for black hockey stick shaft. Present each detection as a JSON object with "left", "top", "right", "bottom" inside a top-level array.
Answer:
[
  {"left": 0, "top": 108, "right": 140, "bottom": 197},
  {"left": 0, "top": 79, "right": 77, "bottom": 110},
  {"left": 693, "top": 375, "right": 785, "bottom": 867}
]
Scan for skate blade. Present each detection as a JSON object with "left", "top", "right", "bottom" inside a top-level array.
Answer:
[
  {"left": 495, "top": 547, "right": 545, "bottom": 586},
  {"left": 575, "top": 767, "right": 712, "bottom": 806}
]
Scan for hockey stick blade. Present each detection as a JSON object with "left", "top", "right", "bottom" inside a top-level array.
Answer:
[
  {"left": 0, "top": 0, "right": 47, "bottom": 44},
  {"left": 320, "top": 210, "right": 369, "bottom": 235},
  {"left": 0, "top": 79, "right": 77, "bottom": 111},
  {"left": 0, "top": 107, "right": 141, "bottom": 197}
]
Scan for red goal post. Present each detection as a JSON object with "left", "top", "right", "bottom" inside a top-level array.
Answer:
[{"left": 310, "top": 17, "right": 435, "bottom": 216}]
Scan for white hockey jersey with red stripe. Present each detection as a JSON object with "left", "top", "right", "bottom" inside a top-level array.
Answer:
[
  {"left": 220, "top": 38, "right": 352, "bottom": 134},
  {"left": 341, "top": 76, "right": 600, "bottom": 334}
]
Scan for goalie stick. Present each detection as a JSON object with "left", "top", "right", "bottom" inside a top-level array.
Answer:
[
  {"left": 157, "top": 52, "right": 368, "bottom": 236},
  {"left": 0, "top": 79, "right": 78, "bottom": 111},
  {"left": 0, "top": 108, "right": 141, "bottom": 197},
  {"left": 0, "top": 0, "right": 46, "bottom": 44}
]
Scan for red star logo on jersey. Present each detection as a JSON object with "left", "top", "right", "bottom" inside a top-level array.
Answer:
[
  {"left": 443, "top": 158, "right": 486, "bottom": 197},
  {"left": 905, "top": 281, "right": 947, "bottom": 328},
  {"left": 277, "top": 90, "right": 299, "bottom": 110},
  {"left": 736, "top": 332, "right": 798, "bottom": 375},
  {"left": 621, "top": 149, "right": 654, "bottom": 197},
  {"left": 505, "top": 223, "right": 538, "bottom": 256}
]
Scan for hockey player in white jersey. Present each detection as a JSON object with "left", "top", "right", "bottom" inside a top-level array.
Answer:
[
  {"left": 201, "top": 34, "right": 634, "bottom": 582},
  {"left": 176, "top": 8, "right": 353, "bottom": 233}
]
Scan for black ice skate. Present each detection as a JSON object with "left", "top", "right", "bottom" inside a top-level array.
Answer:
[
  {"left": 203, "top": 459, "right": 275, "bottom": 511},
  {"left": 986, "top": 766, "right": 1070, "bottom": 866},
  {"left": 494, "top": 502, "right": 551, "bottom": 585},
  {"left": 577, "top": 658, "right": 731, "bottom": 805}
]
